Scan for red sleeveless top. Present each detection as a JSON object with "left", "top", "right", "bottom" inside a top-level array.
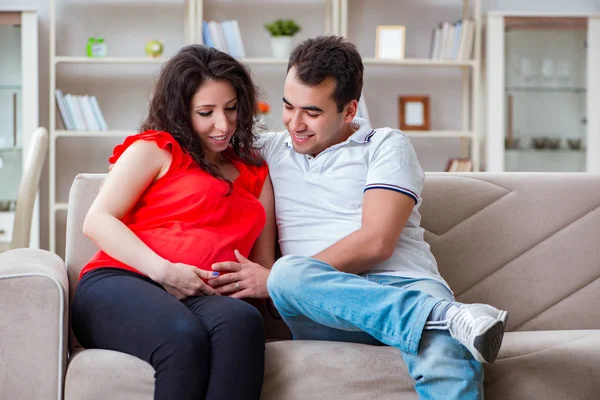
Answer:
[{"left": 80, "top": 130, "right": 269, "bottom": 279}]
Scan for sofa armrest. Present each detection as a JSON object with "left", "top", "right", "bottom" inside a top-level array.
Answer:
[{"left": 0, "top": 248, "right": 68, "bottom": 400}]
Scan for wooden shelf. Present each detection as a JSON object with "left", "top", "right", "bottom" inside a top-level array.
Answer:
[
  {"left": 404, "top": 130, "right": 474, "bottom": 138},
  {"left": 241, "top": 57, "right": 289, "bottom": 65},
  {"left": 55, "top": 130, "right": 135, "bottom": 137},
  {"left": 54, "top": 203, "right": 68, "bottom": 211},
  {"left": 362, "top": 58, "right": 476, "bottom": 67},
  {"left": 241, "top": 57, "right": 477, "bottom": 67},
  {"left": 54, "top": 56, "right": 166, "bottom": 64}
]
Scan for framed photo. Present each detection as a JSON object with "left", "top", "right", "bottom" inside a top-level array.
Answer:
[
  {"left": 375, "top": 25, "right": 406, "bottom": 60},
  {"left": 398, "top": 96, "right": 430, "bottom": 131}
]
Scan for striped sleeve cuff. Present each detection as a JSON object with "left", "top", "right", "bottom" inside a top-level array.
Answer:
[{"left": 364, "top": 183, "right": 419, "bottom": 204}]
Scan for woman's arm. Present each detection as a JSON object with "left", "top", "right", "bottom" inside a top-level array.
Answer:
[
  {"left": 83, "top": 140, "right": 217, "bottom": 297},
  {"left": 248, "top": 175, "right": 276, "bottom": 269}
]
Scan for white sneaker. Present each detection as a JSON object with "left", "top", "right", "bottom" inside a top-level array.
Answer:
[{"left": 448, "top": 304, "right": 508, "bottom": 364}]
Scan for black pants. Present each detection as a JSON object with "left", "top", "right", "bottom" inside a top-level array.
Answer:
[{"left": 71, "top": 268, "right": 265, "bottom": 400}]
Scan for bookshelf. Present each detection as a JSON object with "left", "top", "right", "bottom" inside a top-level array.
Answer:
[
  {"left": 339, "top": 0, "right": 482, "bottom": 172},
  {"left": 47, "top": 0, "right": 479, "bottom": 254}
]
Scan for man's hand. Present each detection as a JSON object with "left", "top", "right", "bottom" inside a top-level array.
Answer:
[{"left": 207, "top": 250, "right": 270, "bottom": 299}]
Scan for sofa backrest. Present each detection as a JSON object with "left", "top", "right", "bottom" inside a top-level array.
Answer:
[{"left": 66, "top": 173, "right": 600, "bottom": 335}]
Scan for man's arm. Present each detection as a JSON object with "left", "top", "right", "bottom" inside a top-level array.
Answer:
[
  {"left": 312, "top": 188, "right": 414, "bottom": 274},
  {"left": 314, "top": 130, "right": 422, "bottom": 275}
]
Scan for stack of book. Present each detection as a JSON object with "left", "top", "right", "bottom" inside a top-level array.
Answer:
[
  {"left": 445, "top": 158, "right": 473, "bottom": 172},
  {"left": 55, "top": 89, "right": 108, "bottom": 131},
  {"left": 429, "top": 19, "right": 475, "bottom": 60},
  {"left": 202, "top": 20, "right": 246, "bottom": 58}
]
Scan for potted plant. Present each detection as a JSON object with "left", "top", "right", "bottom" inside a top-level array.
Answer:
[{"left": 264, "top": 19, "right": 301, "bottom": 59}]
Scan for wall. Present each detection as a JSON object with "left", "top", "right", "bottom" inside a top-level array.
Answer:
[{"left": 0, "top": 0, "right": 599, "bottom": 251}]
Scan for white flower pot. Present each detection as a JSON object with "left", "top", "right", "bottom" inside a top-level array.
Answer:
[{"left": 271, "top": 36, "right": 293, "bottom": 59}]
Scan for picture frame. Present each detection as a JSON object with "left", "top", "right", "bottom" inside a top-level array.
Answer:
[
  {"left": 375, "top": 25, "right": 406, "bottom": 60},
  {"left": 398, "top": 96, "right": 430, "bottom": 131}
]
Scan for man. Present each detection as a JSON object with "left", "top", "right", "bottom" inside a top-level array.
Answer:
[{"left": 208, "top": 36, "right": 507, "bottom": 399}]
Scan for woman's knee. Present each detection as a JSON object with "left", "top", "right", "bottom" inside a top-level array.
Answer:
[
  {"left": 216, "top": 298, "right": 265, "bottom": 337},
  {"left": 159, "top": 317, "right": 210, "bottom": 359}
]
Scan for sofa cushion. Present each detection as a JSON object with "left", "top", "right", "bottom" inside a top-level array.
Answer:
[{"left": 65, "top": 330, "right": 600, "bottom": 400}]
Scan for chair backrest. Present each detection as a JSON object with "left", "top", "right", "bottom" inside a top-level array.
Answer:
[
  {"left": 10, "top": 127, "right": 48, "bottom": 250},
  {"left": 65, "top": 172, "right": 600, "bottom": 334}
]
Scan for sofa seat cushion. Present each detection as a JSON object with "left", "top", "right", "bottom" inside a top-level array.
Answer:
[
  {"left": 65, "top": 330, "right": 600, "bottom": 400},
  {"left": 65, "top": 349, "right": 154, "bottom": 400}
]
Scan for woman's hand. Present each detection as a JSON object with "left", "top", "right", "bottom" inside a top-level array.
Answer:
[{"left": 150, "top": 260, "right": 221, "bottom": 299}]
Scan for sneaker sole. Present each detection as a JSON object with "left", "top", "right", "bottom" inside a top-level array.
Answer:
[
  {"left": 474, "top": 320, "right": 505, "bottom": 363},
  {"left": 499, "top": 310, "right": 509, "bottom": 327}
]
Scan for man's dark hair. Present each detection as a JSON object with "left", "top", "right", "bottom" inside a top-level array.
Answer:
[{"left": 287, "top": 36, "right": 364, "bottom": 112}]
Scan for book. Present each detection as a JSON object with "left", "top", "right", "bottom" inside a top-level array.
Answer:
[
  {"left": 429, "top": 19, "right": 475, "bottom": 60},
  {"left": 89, "top": 95, "right": 108, "bottom": 131},
  {"left": 445, "top": 158, "right": 473, "bottom": 172},
  {"left": 202, "top": 21, "right": 214, "bottom": 48},
  {"left": 77, "top": 95, "right": 98, "bottom": 131},
  {"left": 204, "top": 20, "right": 246, "bottom": 59},
  {"left": 54, "top": 89, "right": 74, "bottom": 130}
]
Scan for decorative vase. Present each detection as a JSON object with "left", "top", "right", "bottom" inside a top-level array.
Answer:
[
  {"left": 145, "top": 39, "right": 164, "bottom": 58},
  {"left": 270, "top": 36, "right": 292, "bottom": 59}
]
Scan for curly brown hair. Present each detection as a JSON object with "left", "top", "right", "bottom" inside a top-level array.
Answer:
[{"left": 140, "top": 45, "right": 263, "bottom": 183}]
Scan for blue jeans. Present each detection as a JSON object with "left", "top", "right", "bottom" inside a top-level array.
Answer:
[{"left": 267, "top": 255, "right": 484, "bottom": 400}]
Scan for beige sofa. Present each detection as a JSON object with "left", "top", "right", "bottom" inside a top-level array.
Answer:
[{"left": 3, "top": 172, "right": 600, "bottom": 400}]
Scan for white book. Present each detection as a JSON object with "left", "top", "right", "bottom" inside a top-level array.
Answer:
[
  {"left": 452, "top": 21, "right": 462, "bottom": 60},
  {"left": 89, "top": 96, "right": 108, "bottom": 131},
  {"left": 462, "top": 20, "right": 475, "bottom": 60},
  {"left": 431, "top": 26, "right": 442, "bottom": 59},
  {"left": 72, "top": 96, "right": 89, "bottom": 130},
  {"left": 77, "top": 95, "right": 98, "bottom": 131},
  {"left": 457, "top": 19, "right": 468, "bottom": 60},
  {"left": 230, "top": 20, "right": 245, "bottom": 58},
  {"left": 442, "top": 24, "right": 456, "bottom": 59},
  {"left": 438, "top": 22, "right": 451, "bottom": 60},
  {"left": 220, "top": 20, "right": 239, "bottom": 57},
  {"left": 208, "top": 21, "right": 227, "bottom": 53},
  {"left": 64, "top": 94, "right": 86, "bottom": 131},
  {"left": 54, "top": 89, "right": 73, "bottom": 130}
]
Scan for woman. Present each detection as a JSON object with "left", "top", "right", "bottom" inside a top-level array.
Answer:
[{"left": 71, "top": 45, "right": 276, "bottom": 400}]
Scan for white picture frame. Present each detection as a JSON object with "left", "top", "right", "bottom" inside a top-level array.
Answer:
[{"left": 375, "top": 25, "right": 406, "bottom": 60}]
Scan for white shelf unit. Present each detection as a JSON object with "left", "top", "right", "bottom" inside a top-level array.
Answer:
[
  {"left": 339, "top": 0, "right": 482, "bottom": 171},
  {"left": 54, "top": 56, "right": 169, "bottom": 64},
  {"left": 485, "top": 12, "right": 600, "bottom": 172},
  {"left": 46, "top": 0, "right": 480, "bottom": 253},
  {"left": 48, "top": 0, "right": 196, "bottom": 254}
]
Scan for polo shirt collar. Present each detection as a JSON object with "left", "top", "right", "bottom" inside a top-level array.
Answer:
[{"left": 283, "top": 117, "right": 375, "bottom": 148}]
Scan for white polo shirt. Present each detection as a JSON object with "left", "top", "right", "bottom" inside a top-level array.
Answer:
[{"left": 258, "top": 118, "right": 450, "bottom": 289}]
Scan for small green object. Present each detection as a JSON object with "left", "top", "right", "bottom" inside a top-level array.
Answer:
[
  {"left": 145, "top": 39, "right": 164, "bottom": 58},
  {"left": 86, "top": 36, "right": 107, "bottom": 57},
  {"left": 264, "top": 19, "right": 301, "bottom": 37}
]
